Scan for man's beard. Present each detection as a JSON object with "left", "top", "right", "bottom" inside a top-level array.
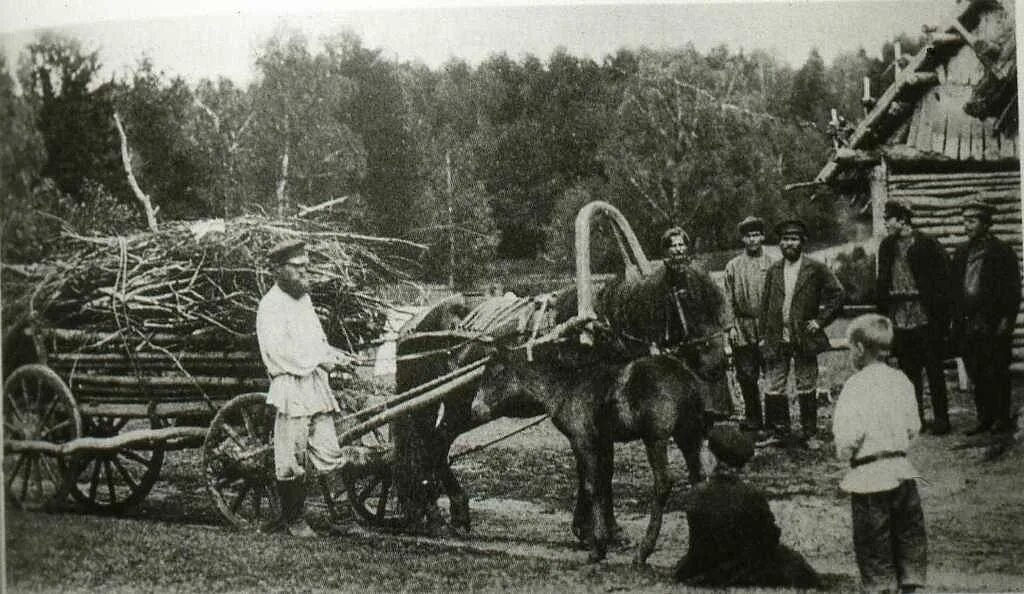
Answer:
[
  {"left": 744, "top": 244, "right": 762, "bottom": 256},
  {"left": 279, "top": 278, "right": 308, "bottom": 299},
  {"left": 782, "top": 246, "right": 801, "bottom": 261}
]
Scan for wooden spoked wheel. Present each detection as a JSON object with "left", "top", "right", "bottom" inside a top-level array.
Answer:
[
  {"left": 67, "top": 415, "right": 165, "bottom": 513},
  {"left": 3, "top": 365, "right": 82, "bottom": 510},
  {"left": 344, "top": 423, "right": 404, "bottom": 529},
  {"left": 202, "top": 392, "right": 278, "bottom": 530}
]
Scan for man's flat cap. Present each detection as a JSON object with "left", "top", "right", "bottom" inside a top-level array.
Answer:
[
  {"left": 961, "top": 198, "right": 995, "bottom": 219},
  {"left": 883, "top": 199, "right": 913, "bottom": 221},
  {"left": 737, "top": 216, "right": 765, "bottom": 235},
  {"left": 774, "top": 218, "right": 808, "bottom": 238},
  {"left": 267, "top": 239, "right": 309, "bottom": 265},
  {"left": 707, "top": 425, "right": 755, "bottom": 468}
]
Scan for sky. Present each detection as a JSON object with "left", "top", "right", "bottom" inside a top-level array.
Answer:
[{"left": 0, "top": 1, "right": 975, "bottom": 86}]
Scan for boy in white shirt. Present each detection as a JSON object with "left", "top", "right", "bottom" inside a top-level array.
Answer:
[{"left": 832, "top": 313, "right": 926, "bottom": 593}]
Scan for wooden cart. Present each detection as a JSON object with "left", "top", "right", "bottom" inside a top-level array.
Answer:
[{"left": 1, "top": 324, "right": 428, "bottom": 530}]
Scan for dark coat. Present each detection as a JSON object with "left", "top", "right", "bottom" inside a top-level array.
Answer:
[
  {"left": 674, "top": 473, "right": 819, "bottom": 588},
  {"left": 951, "top": 233, "right": 1022, "bottom": 339},
  {"left": 876, "top": 231, "right": 952, "bottom": 329},
  {"left": 758, "top": 255, "right": 844, "bottom": 355}
]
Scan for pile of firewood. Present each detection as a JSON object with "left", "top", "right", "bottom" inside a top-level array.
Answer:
[{"left": 2, "top": 216, "right": 423, "bottom": 353}]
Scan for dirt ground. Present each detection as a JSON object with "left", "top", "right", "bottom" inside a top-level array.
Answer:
[
  {"left": 429, "top": 379, "right": 1024, "bottom": 592},
  {"left": 6, "top": 370, "right": 1024, "bottom": 592}
]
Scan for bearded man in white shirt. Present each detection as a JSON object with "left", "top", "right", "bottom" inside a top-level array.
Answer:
[{"left": 257, "top": 239, "right": 353, "bottom": 537}]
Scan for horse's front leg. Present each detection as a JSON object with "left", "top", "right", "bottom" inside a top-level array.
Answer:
[
  {"left": 597, "top": 438, "right": 627, "bottom": 547},
  {"left": 571, "top": 441, "right": 608, "bottom": 563},
  {"left": 635, "top": 438, "right": 671, "bottom": 565},
  {"left": 572, "top": 456, "right": 591, "bottom": 544}
]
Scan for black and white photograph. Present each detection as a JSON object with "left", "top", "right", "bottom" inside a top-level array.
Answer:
[{"left": 2, "top": 0, "right": 1022, "bottom": 591}]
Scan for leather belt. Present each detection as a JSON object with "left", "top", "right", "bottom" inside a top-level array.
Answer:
[{"left": 851, "top": 450, "right": 906, "bottom": 468}]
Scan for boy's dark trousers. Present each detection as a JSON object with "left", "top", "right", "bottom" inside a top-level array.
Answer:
[{"left": 851, "top": 479, "right": 927, "bottom": 593}]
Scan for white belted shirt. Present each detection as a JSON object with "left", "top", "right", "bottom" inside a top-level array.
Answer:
[
  {"left": 832, "top": 361, "right": 921, "bottom": 493},
  {"left": 256, "top": 284, "right": 341, "bottom": 417}
]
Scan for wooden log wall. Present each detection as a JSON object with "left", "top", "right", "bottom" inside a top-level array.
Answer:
[{"left": 885, "top": 169, "right": 1024, "bottom": 371}]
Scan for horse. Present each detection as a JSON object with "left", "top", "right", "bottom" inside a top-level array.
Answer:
[
  {"left": 470, "top": 323, "right": 710, "bottom": 565},
  {"left": 391, "top": 263, "right": 730, "bottom": 542}
]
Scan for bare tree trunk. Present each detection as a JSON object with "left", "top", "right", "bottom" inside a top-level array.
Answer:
[
  {"left": 113, "top": 113, "right": 158, "bottom": 232},
  {"left": 276, "top": 140, "right": 290, "bottom": 218}
]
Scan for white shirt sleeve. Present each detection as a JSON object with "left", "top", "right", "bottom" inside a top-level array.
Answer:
[{"left": 832, "top": 379, "right": 864, "bottom": 463}]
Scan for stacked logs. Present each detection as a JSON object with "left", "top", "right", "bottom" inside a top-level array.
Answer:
[
  {"left": 3, "top": 216, "right": 423, "bottom": 360},
  {"left": 887, "top": 170, "right": 1024, "bottom": 369}
]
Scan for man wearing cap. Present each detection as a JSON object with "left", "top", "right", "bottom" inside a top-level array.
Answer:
[
  {"left": 758, "top": 218, "right": 844, "bottom": 447},
  {"left": 876, "top": 200, "right": 953, "bottom": 435},
  {"left": 951, "top": 198, "right": 1021, "bottom": 435},
  {"left": 257, "top": 239, "right": 353, "bottom": 537},
  {"left": 674, "top": 425, "right": 820, "bottom": 588},
  {"left": 659, "top": 226, "right": 733, "bottom": 420},
  {"left": 723, "top": 216, "right": 776, "bottom": 432}
]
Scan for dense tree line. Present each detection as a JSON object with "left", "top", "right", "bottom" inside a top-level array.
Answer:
[{"left": 1, "top": 30, "right": 921, "bottom": 283}]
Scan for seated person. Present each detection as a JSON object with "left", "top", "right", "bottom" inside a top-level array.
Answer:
[{"left": 674, "top": 425, "right": 820, "bottom": 588}]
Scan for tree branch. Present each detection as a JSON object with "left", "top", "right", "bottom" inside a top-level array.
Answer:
[{"left": 113, "top": 112, "right": 158, "bottom": 232}]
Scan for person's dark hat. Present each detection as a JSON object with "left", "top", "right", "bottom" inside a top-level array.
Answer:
[
  {"left": 774, "top": 218, "right": 807, "bottom": 238},
  {"left": 737, "top": 216, "right": 765, "bottom": 235},
  {"left": 883, "top": 199, "right": 913, "bottom": 222},
  {"left": 961, "top": 198, "right": 994, "bottom": 222},
  {"left": 267, "top": 239, "right": 310, "bottom": 266},
  {"left": 707, "top": 425, "right": 755, "bottom": 468}
]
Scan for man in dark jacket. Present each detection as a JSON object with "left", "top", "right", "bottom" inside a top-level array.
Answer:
[
  {"left": 674, "top": 425, "right": 820, "bottom": 588},
  {"left": 951, "top": 198, "right": 1021, "bottom": 435},
  {"left": 876, "top": 200, "right": 953, "bottom": 435},
  {"left": 758, "top": 219, "right": 845, "bottom": 447}
]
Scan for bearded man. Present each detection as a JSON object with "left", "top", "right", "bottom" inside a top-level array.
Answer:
[
  {"left": 758, "top": 219, "right": 844, "bottom": 447},
  {"left": 256, "top": 239, "right": 353, "bottom": 537}
]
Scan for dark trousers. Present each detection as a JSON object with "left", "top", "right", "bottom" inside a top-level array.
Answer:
[
  {"left": 962, "top": 333, "right": 1013, "bottom": 428},
  {"left": 733, "top": 344, "right": 763, "bottom": 427},
  {"left": 893, "top": 325, "right": 949, "bottom": 426},
  {"left": 851, "top": 480, "right": 927, "bottom": 593}
]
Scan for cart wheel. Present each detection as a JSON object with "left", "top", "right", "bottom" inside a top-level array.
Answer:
[
  {"left": 3, "top": 364, "right": 82, "bottom": 510},
  {"left": 67, "top": 416, "right": 165, "bottom": 513},
  {"left": 202, "top": 392, "right": 278, "bottom": 530},
  {"left": 344, "top": 423, "right": 405, "bottom": 529}
]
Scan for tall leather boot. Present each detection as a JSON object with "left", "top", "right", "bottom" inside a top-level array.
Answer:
[
  {"left": 739, "top": 379, "right": 763, "bottom": 431},
  {"left": 764, "top": 392, "right": 791, "bottom": 438},
  {"left": 798, "top": 391, "right": 821, "bottom": 449},
  {"left": 279, "top": 479, "right": 316, "bottom": 538}
]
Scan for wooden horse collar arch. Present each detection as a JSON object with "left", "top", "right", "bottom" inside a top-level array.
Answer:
[{"left": 574, "top": 201, "right": 653, "bottom": 344}]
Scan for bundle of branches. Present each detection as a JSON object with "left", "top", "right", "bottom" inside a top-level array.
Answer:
[{"left": 2, "top": 216, "right": 424, "bottom": 356}]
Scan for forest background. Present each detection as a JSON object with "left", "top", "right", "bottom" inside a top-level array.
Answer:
[{"left": 0, "top": 28, "right": 924, "bottom": 285}]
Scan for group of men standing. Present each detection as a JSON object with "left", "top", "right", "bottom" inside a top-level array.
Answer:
[
  {"left": 721, "top": 216, "right": 843, "bottom": 447},
  {"left": 715, "top": 198, "right": 1021, "bottom": 444}
]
